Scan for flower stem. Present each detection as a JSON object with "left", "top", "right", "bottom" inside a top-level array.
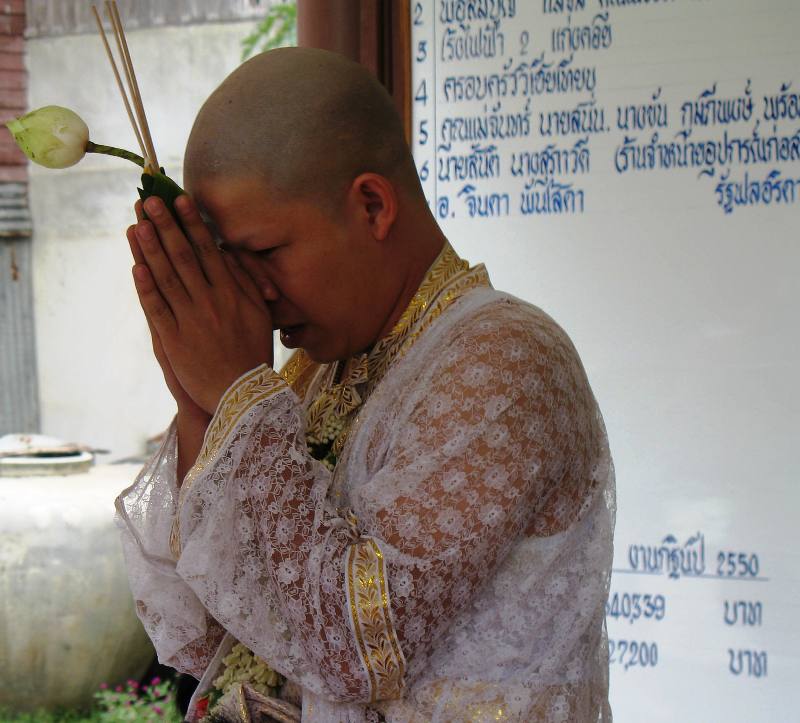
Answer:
[{"left": 85, "top": 141, "right": 145, "bottom": 169}]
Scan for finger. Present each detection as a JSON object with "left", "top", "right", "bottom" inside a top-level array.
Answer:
[
  {"left": 135, "top": 220, "right": 191, "bottom": 311},
  {"left": 135, "top": 199, "right": 144, "bottom": 222},
  {"left": 126, "top": 224, "right": 146, "bottom": 266},
  {"left": 231, "top": 248, "right": 281, "bottom": 303},
  {"left": 142, "top": 196, "right": 208, "bottom": 299},
  {"left": 173, "top": 194, "right": 231, "bottom": 287},
  {"left": 132, "top": 263, "right": 178, "bottom": 338},
  {"left": 143, "top": 313, "right": 167, "bottom": 366},
  {"left": 221, "top": 251, "right": 267, "bottom": 309},
  {"left": 143, "top": 313, "right": 189, "bottom": 405}
]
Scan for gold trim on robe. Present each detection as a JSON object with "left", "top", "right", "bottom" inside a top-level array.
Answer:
[
  {"left": 345, "top": 537, "right": 406, "bottom": 702},
  {"left": 373, "top": 679, "right": 605, "bottom": 722},
  {"left": 279, "top": 348, "right": 318, "bottom": 399}
]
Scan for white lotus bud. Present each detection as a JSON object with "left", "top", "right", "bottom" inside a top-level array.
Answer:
[{"left": 4, "top": 105, "right": 89, "bottom": 169}]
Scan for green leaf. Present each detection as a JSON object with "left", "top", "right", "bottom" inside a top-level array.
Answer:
[{"left": 138, "top": 168, "right": 185, "bottom": 223}]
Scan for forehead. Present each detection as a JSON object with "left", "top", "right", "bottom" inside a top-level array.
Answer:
[
  {"left": 190, "top": 174, "right": 277, "bottom": 237},
  {"left": 190, "top": 173, "right": 271, "bottom": 214},
  {"left": 189, "top": 174, "right": 336, "bottom": 249}
]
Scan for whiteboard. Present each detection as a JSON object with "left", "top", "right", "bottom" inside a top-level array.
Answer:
[{"left": 410, "top": 1, "right": 800, "bottom": 721}]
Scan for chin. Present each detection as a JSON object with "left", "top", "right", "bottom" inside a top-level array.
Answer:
[
  {"left": 302, "top": 345, "right": 345, "bottom": 365},
  {"left": 299, "top": 334, "right": 354, "bottom": 365},
  {"left": 293, "top": 325, "right": 366, "bottom": 365}
]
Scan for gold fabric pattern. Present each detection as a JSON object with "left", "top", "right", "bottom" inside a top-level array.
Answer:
[
  {"left": 345, "top": 537, "right": 406, "bottom": 702},
  {"left": 375, "top": 680, "right": 603, "bottom": 722},
  {"left": 305, "top": 354, "right": 369, "bottom": 438},
  {"left": 279, "top": 349, "right": 318, "bottom": 399}
]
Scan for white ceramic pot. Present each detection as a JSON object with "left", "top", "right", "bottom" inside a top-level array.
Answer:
[{"left": 0, "top": 463, "right": 154, "bottom": 712}]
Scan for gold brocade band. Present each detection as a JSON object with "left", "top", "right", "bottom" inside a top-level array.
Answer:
[
  {"left": 169, "top": 364, "right": 289, "bottom": 559},
  {"left": 345, "top": 537, "right": 406, "bottom": 702},
  {"left": 279, "top": 348, "right": 317, "bottom": 398},
  {"left": 373, "top": 679, "right": 604, "bottom": 722}
]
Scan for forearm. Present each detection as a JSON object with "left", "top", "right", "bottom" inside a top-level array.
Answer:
[{"left": 176, "top": 407, "right": 211, "bottom": 485}]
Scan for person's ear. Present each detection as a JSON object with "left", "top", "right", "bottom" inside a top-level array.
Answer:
[{"left": 347, "top": 173, "right": 398, "bottom": 241}]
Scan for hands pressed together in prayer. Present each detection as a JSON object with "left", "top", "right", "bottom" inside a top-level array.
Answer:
[{"left": 127, "top": 195, "right": 274, "bottom": 420}]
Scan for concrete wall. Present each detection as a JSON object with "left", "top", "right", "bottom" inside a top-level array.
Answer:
[{"left": 27, "top": 21, "right": 290, "bottom": 459}]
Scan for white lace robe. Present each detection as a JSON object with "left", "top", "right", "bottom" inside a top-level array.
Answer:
[{"left": 116, "top": 276, "right": 615, "bottom": 722}]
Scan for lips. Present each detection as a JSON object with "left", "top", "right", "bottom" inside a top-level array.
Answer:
[
  {"left": 273, "top": 319, "right": 301, "bottom": 331},
  {"left": 279, "top": 324, "right": 304, "bottom": 348}
]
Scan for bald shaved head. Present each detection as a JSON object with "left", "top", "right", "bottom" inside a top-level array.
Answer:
[{"left": 184, "top": 47, "right": 421, "bottom": 211}]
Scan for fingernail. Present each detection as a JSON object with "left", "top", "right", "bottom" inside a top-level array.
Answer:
[
  {"left": 144, "top": 197, "right": 163, "bottom": 218},
  {"left": 133, "top": 265, "right": 149, "bottom": 282},
  {"left": 175, "top": 195, "right": 191, "bottom": 215}
]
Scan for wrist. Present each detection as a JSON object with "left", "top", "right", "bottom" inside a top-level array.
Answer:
[
  {"left": 176, "top": 404, "right": 211, "bottom": 432},
  {"left": 175, "top": 407, "right": 209, "bottom": 487}
]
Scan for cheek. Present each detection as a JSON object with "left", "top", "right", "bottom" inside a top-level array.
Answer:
[{"left": 263, "top": 259, "right": 318, "bottom": 313}]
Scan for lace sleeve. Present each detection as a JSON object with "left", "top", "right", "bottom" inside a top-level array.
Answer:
[
  {"left": 353, "top": 300, "right": 606, "bottom": 685},
  {"left": 115, "top": 420, "right": 226, "bottom": 680},
  {"left": 170, "top": 300, "right": 604, "bottom": 706}
]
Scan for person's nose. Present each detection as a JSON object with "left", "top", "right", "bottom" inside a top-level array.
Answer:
[{"left": 260, "top": 278, "right": 280, "bottom": 302}]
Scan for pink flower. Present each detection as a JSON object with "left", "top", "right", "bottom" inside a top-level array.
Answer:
[
  {"left": 115, "top": 685, "right": 123, "bottom": 692},
  {"left": 153, "top": 706, "right": 164, "bottom": 715},
  {"left": 127, "top": 679, "right": 139, "bottom": 688},
  {"left": 150, "top": 676, "right": 161, "bottom": 685},
  {"left": 99, "top": 682, "right": 108, "bottom": 690}
]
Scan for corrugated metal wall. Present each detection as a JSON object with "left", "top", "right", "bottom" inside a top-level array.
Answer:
[
  {"left": 1, "top": 0, "right": 37, "bottom": 435},
  {"left": 0, "top": 213, "right": 38, "bottom": 435}
]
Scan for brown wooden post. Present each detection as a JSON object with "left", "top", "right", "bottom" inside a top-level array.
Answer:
[
  {"left": 387, "top": 0, "right": 411, "bottom": 143},
  {"left": 297, "top": 0, "right": 411, "bottom": 141},
  {"left": 297, "top": 0, "right": 361, "bottom": 61}
]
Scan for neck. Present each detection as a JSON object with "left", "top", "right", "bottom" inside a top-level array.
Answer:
[{"left": 373, "top": 223, "right": 448, "bottom": 343}]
